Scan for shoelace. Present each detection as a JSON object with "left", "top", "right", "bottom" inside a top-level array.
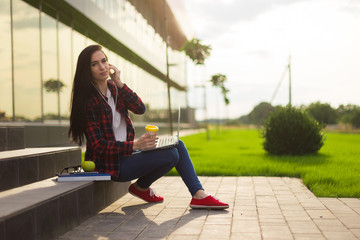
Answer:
[{"left": 149, "top": 188, "right": 158, "bottom": 197}]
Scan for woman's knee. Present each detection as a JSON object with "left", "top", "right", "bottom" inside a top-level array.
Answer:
[
  {"left": 177, "top": 140, "right": 186, "bottom": 150},
  {"left": 165, "top": 147, "right": 180, "bottom": 166}
]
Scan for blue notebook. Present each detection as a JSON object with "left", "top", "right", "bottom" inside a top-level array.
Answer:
[{"left": 57, "top": 172, "right": 111, "bottom": 182}]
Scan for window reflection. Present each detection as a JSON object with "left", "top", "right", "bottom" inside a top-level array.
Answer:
[
  {"left": 1, "top": 0, "right": 189, "bottom": 124},
  {"left": 13, "top": 0, "right": 41, "bottom": 121},
  {"left": 41, "top": 12, "right": 58, "bottom": 121},
  {"left": 72, "top": 30, "right": 87, "bottom": 79},
  {"left": 0, "top": 0, "right": 12, "bottom": 121},
  {"left": 58, "top": 22, "right": 71, "bottom": 120}
]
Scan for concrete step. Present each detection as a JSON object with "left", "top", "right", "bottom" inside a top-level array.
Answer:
[
  {"left": 0, "top": 177, "right": 130, "bottom": 240},
  {"left": 0, "top": 147, "right": 81, "bottom": 192},
  {"left": 0, "top": 126, "right": 25, "bottom": 151}
]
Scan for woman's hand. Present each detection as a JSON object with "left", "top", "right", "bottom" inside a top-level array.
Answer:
[
  {"left": 133, "top": 133, "right": 157, "bottom": 151},
  {"left": 108, "top": 63, "right": 124, "bottom": 89}
]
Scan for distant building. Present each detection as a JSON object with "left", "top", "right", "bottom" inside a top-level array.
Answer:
[{"left": 0, "top": 0, "right": 194, "bottom": 128}]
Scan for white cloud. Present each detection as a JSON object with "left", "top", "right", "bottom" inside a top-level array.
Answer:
[{"left": 184, "top": 0, "right": 360, "bottom": 119}]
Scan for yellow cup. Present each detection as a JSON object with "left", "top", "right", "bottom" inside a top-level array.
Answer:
[{"left": 145, "top": 124, "right": 159, "bottom": 138}]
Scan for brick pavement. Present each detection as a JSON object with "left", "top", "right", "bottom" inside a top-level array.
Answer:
[{"left": 58, "top": 176, "right": 360, "bottom": 240}]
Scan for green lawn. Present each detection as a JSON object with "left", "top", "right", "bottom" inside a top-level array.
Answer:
[{"left": 168, "top": 128, "right": 360, "bottom": 198}]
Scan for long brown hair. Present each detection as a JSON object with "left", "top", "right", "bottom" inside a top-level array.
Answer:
[{"left": 68, "top": 45, "right": 107, "bottom": 145}]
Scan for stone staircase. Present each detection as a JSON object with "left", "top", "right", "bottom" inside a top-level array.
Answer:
[{"left": 0, "top": 125, "right": 130, "bottom": 240}]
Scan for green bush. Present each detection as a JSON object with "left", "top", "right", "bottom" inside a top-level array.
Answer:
[{"left": 262, "top": 105, "right": 325, "bottom": 155}]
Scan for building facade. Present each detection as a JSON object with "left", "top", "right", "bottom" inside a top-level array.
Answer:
[{"left": 0, "top": 0, "right": 193, "bottom": 127}]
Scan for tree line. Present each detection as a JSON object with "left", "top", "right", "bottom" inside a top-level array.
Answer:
[{"left": 238, "top": 101, "right": 360, "bottom": 128}]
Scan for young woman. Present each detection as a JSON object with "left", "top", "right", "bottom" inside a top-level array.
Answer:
[{"left": 68, "top": 45, "right": 229, "bottom": 209}]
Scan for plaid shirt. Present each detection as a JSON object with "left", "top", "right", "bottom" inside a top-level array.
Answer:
[{"left": 84, "top": 81, "right": 145, "bottom": 180}]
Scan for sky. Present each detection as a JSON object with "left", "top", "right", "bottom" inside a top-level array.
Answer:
[{"left": 181, "top": 0, "right": 360, "bottom": 120}]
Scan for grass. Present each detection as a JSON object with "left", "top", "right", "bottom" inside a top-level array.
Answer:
[{"left": 167, "top": 128, "right": 360, "bottom": 198}]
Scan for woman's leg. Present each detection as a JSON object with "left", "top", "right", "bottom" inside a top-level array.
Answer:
[
  {"left": 118, "top": 140, "right": 202, "bottom": 195},
  {"left": 173, "top": 140, "right": 204, "bottom": 196},
  {"left": 117, "top": 147, "right": 179, "bottom": 189},
  {"left": 173, "top": 141, "right": 229, "bottom": 209},
  {"left": 119, "top": 140, "right": 229, "bottom": 208}
]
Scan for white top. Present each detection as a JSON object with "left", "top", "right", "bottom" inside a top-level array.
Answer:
[{"left": 106, "top": 88, "right": 127, "bottom": 141}]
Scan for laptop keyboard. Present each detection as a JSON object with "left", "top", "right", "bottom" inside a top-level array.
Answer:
[{"left": 157, "top": 136, "right": 177, "bottom": 147}]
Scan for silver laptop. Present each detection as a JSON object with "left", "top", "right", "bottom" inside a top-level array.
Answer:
[{"left": 142, "top": 106, "right": 180, "bottom": 152}]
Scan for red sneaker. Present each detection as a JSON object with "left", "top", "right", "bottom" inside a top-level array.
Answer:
[
  {"left": 128, "top": 183, "right": 164, "bottom": 203},
  {"left": 190, "top": 195, "right": 229, "bottom": 209}
]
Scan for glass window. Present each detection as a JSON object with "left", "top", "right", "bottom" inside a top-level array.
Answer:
[
  {"left": 117, "top": 55, "right": 125, "bottom": 75},
  {"left": 86, "top": 37, "right": 96, "bottom": 47},
  {"left": 1, "top": 0, "right": 189, "bottom": 124},
  {"left": 122, "top": 60, "right": 131, "bottom": 88},
  {"left": 58, "top": 21, "right": 72, "bottom": 120},
  {"left": 0, "top": 0, "right": 12, "bottom": 121},
  {"left": 102, "top": 46, "right": 110, "bottom": 58},
  {"left": 41, "top": 12, "right": 58, "bottom": 121},
  {"left": 12, "top": 0, "right": 41, "bottom": 121},
  {"left": 169, "top": 49, "right": 186, "bottom": 87},
  {"left": 72, "top": 30, "right": 87, "bottom": 78},
  {"left": 107, "top": 50, "right": 117, "bottom": 71}
]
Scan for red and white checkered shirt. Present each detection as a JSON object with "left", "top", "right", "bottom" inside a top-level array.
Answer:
[{"left": 84, "top": 81, "right": 145, "bottom": 180}]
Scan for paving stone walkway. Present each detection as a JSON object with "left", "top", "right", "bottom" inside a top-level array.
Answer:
[{"left": 59, "top": 176, "right": 360, "bottom": 240}]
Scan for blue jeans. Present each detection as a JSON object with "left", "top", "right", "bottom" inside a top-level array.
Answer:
[{"left": 116, "top": 140, "right": 203, "bottom": 196}]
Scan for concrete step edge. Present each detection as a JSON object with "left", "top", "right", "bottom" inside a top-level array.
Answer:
[{"left": 0, "top": 177, "right": 130, "bottom": 240}]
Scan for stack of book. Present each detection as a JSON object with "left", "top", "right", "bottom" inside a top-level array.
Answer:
[{"left": 57, "top": 171, "right": 111, "bottom": 182}]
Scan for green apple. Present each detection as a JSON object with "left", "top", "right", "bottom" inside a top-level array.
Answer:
[{"left": 82, "top": 161, "right": 95, "bottom": 172}]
